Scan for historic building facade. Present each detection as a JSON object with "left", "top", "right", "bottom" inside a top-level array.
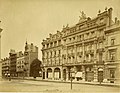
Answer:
[
  {"left": 24, "top": 42, "right": 38, "bottom": 77},
  {"left": 41, "top": 8, "right": 120, "bottom": 83},
  {"left": 16, "top": 51, "right": 25, "bottom": 77},
  {"left": 9, "top": 49, "right": 17, "bottom": 77},
  {"left": 8, "top": 42, "right": 38, "bottom": 77},
  {"left": 1, "top": 57, "right": 10, "bottom": 77},
  {"left": 104, "top": 19, "right": 120, "bottom": 83}
]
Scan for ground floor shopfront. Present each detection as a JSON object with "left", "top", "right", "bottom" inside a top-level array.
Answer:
[{"left": 42, "top": 64, "right": 120, "bottom": 84}]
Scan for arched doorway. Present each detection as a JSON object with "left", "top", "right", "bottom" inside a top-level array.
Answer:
[
  {"left": 54, "top": 68, "right": 61, "bottom": 80},
  {"left": 47, "top": 68, "right": 52, "bottom": 79},
  {"left": 98, "top": 68, "right": 103, "bottom": 83}
]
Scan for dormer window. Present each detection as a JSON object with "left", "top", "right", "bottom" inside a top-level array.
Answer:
[{"left": 47, "top": 44, "right": 49, "bottom": 48}]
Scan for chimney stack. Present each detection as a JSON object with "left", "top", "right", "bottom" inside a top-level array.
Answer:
[{"left": 108, "top": 7, "right": 113, "bottom": 26}]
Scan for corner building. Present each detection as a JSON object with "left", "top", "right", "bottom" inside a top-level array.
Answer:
[{"left": 41, "top": 8, "right": 120, "bottom": 83}]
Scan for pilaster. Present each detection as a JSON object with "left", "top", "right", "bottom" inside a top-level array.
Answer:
[
  {"left": 94, "top": 65, "right": 98, "bottom": 82},
  {"left": 82, "top": 65, "right": 85, "bottom": 81}
]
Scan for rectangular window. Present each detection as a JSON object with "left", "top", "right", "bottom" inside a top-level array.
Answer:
[
  {"left": 110, "top": 69, "right": 115, "bottom": 78},
  {"left": 47, "top": 44, "right": 49, "bottom": 48},
  {"left": 110, "top": 51, "right": 116, "bottom": 61},
  {"left": 73, "top": 37, "right": 75, "bottom": 40},
  {"left": 58, "top": 40, "right": 61, "bottom": 45},
  {"left": 50, "top": 43, "right": 53, "bottom": 47},
  {"left": 111, "top": 38, "right": 115, "bottom": 45},
  {"left": 91, "top": 31, "right": 95, "bottom": 37},
  {"left": 54, "top": 41, "right": 57, "bottom": 46}
]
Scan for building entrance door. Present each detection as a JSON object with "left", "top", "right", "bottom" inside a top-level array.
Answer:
[
  {"left": 54, "top": 68, "right": 61, "bottom": 80},
  {"left": 63, "top": 69, "right": 66, "bottom": 80},
  {"left": 43, "top": 72, "right": 45, "bottom": 79},
  {"left": 85, "top": 71, "right": 94, "bottom": 82},
  {"left": 98, "top": 71, "right": 103, "bottom": 82}
]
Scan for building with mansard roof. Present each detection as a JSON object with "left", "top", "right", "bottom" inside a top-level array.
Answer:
[{"left": 41, "top": 7, "right": 120, "bottom": 83}]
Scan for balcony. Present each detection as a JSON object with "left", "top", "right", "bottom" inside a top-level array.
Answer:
[
  {"left": 85, "top": 50, "right": 90, "bottom": 55},
  {"left": 90, "top": 50, "right": 94, "bottom": 54},
  {"left": 97, "top": 61, "right": 104, "bottom": 65},
  {"left": 67, "top": 53, "right": 75, "bottom": 57},
  {"left": 62, "top": 54, "right": 66, "bottom": 58},
  {"left": 77, "top": 52, "right": 83, "bottom": 56},
  {"left": 82, "top": 59, "right": 94, "bottom": 65},
  {"left": 97, "top": 36, "right": 105, "bottom": 41},
  {"left": 97, "top": 48, "right": 105, "bottom": 53}
]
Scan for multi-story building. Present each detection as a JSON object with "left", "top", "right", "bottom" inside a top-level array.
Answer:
[
  {"left": 9, "top": 49, "right": 17, "bottom": 77},
  {"left": 1, "top": 57, "right": 10, "bottom": 77},
  {"left": 24, "top": 42, "right": 38, "bottom": 77},
  {"left": 41, "top": 7, "right": 120, "bottom": 83},
  {"left": 104, "top": 19, "right": 120, "bottom": 83},
  {"left": 16, "top": 51, "right": 25, "bottom": 77}
]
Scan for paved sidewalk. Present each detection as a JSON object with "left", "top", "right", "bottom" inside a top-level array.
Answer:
[{"left": 11, "top": 77, "right": 120, "bottom": 87}]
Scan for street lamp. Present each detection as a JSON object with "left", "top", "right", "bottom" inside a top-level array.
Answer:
[
  {"left": 39, "top": 71, "right": 42, "bottom": 77},
  {"left": 8, "top": 73, "right": 11, "bottom": 81},
  {"left": 70, "top": 68, "right": 75, "bottom": 90}
]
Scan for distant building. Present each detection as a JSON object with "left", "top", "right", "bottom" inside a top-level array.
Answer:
[
  {"left": 24, "top": 42, "right": 38, "bottom": 77},
  {"left": 9, "top": 49, "right": 17, "bottom": 77},
  {"left": 16, "top": 51, "right": 25, "bottom": 77},
  {"left": 1, "top": 57, "right": 10, "bottom": 77},
  {"left": 41, "top": 7, "right": 120, "bottom": 83}
]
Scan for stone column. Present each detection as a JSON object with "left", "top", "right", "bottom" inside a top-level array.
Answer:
[
  {"left": 94, "top": 65, "right": 98, "bottom": 82},
  {"left": 89, "top": 54, "right": 91, "bottom": 62},
  {"left": 74, "top": 66, "right": 77, "bottom": 81},
  {"left": 82, "top": 65, "right": 85, "bottom": 81},
  {"left": 94, "top": 41, "right": 97, "bottom": 63},
  {"left": 66, "top": 47, "right": 68, "bottom": 64},
  {"left": 52, "top": 68, "right": 54, "bottom": 80},
  {"left": 44, "top": 68, "right": 47, "bottom": 80},
  {"left": 103, "top": 65, "right": 108, "bottom": 82},
  {"left": 74, "top": 45, "right": 77, "bottom": 63},
  {"left": 60, "top": 68, "right": 63, "bottom": 81},
  {"left": 66, "top": 67, "right": 70, "bottom": 81},
  {"left": 82, "top": 43, "right": 85, "bottom": 62}
]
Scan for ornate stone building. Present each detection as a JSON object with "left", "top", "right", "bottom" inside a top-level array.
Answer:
[
  {"left": 24, "top": 42, "right": 38, "bottom": 77},
  {"left": 41, "top": 8, "right": 120, "bottom": 83}
]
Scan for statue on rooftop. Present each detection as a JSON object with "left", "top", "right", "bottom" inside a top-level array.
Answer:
[{"left": 79, "top": 11, "right": 87, "bottom": 22}]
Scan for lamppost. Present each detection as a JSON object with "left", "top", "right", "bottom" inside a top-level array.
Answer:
[
  {"left": 8, "top": 73, "right": 11, "bottom": 81},
  {"left": 70, "top": 68, "right": 74, "bottom": 90}
]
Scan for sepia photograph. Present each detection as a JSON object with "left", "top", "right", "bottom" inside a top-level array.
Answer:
[{"left": 0, "top": 0, "right": 120, "bottom": 92}]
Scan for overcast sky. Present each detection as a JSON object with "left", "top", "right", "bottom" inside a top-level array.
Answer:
[{"left": 0, "top": 0, "right": 120, "bottom": 60}]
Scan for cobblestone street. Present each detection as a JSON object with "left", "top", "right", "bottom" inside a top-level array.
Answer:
[{"left": 0, "top": 79, "right": 119, "bottom": 92}]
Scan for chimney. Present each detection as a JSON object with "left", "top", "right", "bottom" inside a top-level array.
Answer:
[{"left": 108, "top": 7, "right": 113, "bottom": 26}]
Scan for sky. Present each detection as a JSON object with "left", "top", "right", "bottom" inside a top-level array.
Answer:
[{"left": 0, "top": 0, "right": 120, "bottom": 60}]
